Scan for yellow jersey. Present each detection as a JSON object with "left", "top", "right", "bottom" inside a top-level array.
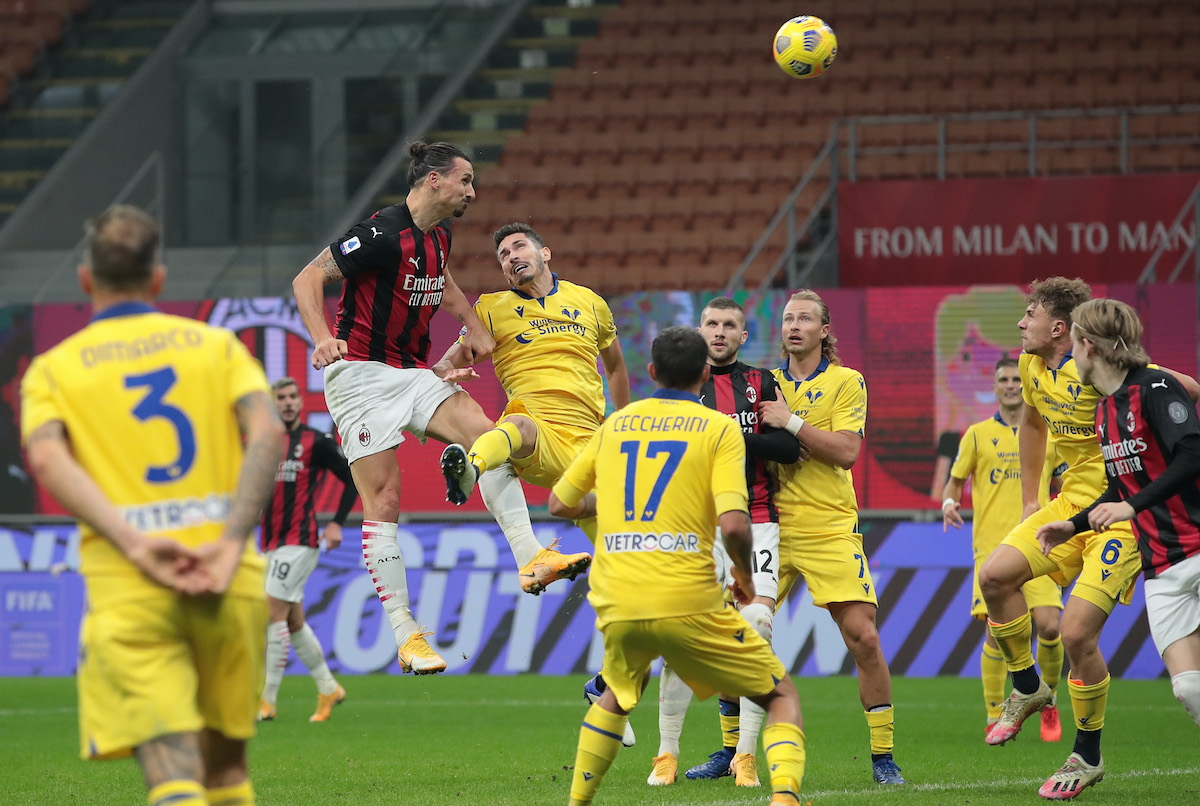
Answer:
[
  {"left": 20, "top": 304, "right": 270, "bottom": 607},
  {"left": 769, "top": 358, "right": 866, "bottom": 536},
  {"left": 1019, "top": 351, "right": 1106, "bottom": 507},
  {"left": 552, "top": 389, "right": 748, "bottom": 627},
  {"left": 473, "top": 274, "right": 617, "bottom": 431},
  {"left": 950, "top": 413, "right": 1065, "bottom": 555}
]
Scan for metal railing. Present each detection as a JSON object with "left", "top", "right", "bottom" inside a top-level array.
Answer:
[{"left": 738, "top": 106, "right": 1200, "bottom": 291}]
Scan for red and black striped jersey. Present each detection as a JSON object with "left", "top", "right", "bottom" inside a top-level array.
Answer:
[
  {"left": 261, "top": 424, "right": 357, "bottom": 552},
  {"left": 700, "top": 361, "right": 800, "bottom": 523},
  {"left": 1095, "top": 366, "right": 1200, "bottom": 579},
  {"left": 330, "top": 203, "right": 451, "bottom": 369}
]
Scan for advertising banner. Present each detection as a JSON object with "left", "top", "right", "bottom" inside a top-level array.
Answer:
[
  {"left": 0, "top": 520, "right": 1165, "bottom": 680},
  {"left": 838, "top": 173, "right": 1200, "bottom": 287}
]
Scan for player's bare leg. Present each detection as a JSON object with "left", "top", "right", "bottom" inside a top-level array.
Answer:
[
  {"left": 829, "top": 601, "right": 905, "bottom": 785},
  {"left": 352, "top": 450, "right": 444, "bottom": 674},
  {"left": 1162, "top": 630, "right": 1200, "bottom": 726},
  {"left": 135, "top": 732, "right": 206, "bottom": 805},
  {"left": 431, "top": 394, "right": 589, "bottom": 594},
  {"left": 200, "top": 729, "right": 255, "bottom": 805}
]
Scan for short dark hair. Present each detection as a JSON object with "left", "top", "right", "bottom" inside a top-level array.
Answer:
[
  {"left": 701, "top": 296, "right": 744, "bottom": 321},
  {"left": 493, "top": 222, "right": 545, "bottom": 251},
  {"left": 652, "top": 326, "right": 708, "bottom": 389},
  {"left": 271, "top": 377, "right": 299, "bottom": 393},
  {"left": 994, "top": 357, "right": 1019, "bottom": 373},
  {"left": 1027, "top": 276, "right": 1091, "bottom": 327},
  {"left": 86, "top": 205, "right": 159, "bottom": 291},
  {"left": 405, "top": 140, "right": 471, "bottom": 186}
]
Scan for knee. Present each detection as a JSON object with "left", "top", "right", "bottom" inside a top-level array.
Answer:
[
  {"left": 1058, "top": 618, "right": 1097, "bottom": 655},
  {"left": 741, "top": 602, "right": 774, "bottom": 644},
  {"left": 1035, "top": 619, "right": 1061, "bottom": 643},
  {"left": 842, "top": 616, "right": 882, "bottom": 658}
]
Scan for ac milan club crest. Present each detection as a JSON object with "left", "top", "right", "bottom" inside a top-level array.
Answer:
[{"left": 358, "top": 425, "right": 371, "bottom": 447}]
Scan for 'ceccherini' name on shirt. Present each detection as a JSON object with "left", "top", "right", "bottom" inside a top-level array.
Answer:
[
  {"left": 609, "top": 414, "right": 710, "bottom": 434},
  {"left": 603, "top": 532, "right": 701, "bottom": 553},
  {"left": 80, "top": 329, "right": 205, "bottom": 367}
]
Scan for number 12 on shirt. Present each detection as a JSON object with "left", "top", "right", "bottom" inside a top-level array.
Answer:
[{"left": 619, "top": 439, "right": 686, "bottom": 521}]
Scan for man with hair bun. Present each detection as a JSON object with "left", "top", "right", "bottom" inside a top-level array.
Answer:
[
  {"left": 978, "top": 279, "right": 1200, "bottom": 800},
  {"left": 293, "top": 141, "right": 574, "bottom": 677},
  {"left": 1037, "top": 298, "right": 1200, "bottom": 743}
]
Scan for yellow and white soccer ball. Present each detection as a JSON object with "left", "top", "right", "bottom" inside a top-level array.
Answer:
[{"left": 772, "top": 15, "right": 837, "bottom": 79}]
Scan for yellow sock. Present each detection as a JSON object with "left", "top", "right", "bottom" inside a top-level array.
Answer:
[
  {"left": 207, "top": 780, "right": 255, "bottom": 806},
  {"left": 569, "top": 703, "right": 626, "bottom": 805},
  {"left": 147, "top": 781, "right": 205, "bottom": 806},
  {"left": 1068, "top": 674, "right": 1109, "bottom": 731},
  {"left": 988, "top": 613, "right": 1035, "bottom": 672},
  {"left": 719, "top": 698, "right": 740, "bottom": 749},
  {"left": 1038, "top": 636, "right": 1064, "bottom": 695},
  {"left": 864, "top": 705, "right": 895, "bottom": 755},
  {"left": 762, "top": 723, "right": 806, "bottom": 798},
  {"left": 468, "top": 421, "right": 523, "bottom": 473},
  {"left": 981, "top": 644, "right": 1007, "bottom": 720}
]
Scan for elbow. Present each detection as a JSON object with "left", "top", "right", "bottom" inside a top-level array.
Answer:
[
  {"left": 547, "top": 494, "right": 569, "bottom": 519},
  {"left": 837, "top": 449, "right": 861, "bottom": 470}
]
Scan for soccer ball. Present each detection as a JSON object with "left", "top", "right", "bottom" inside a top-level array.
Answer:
[{"left": 772, "top": 15, "right": 837, "bottom": 79}]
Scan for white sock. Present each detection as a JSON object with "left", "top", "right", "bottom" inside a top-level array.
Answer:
[
  {"left": 737, "top": 699, "right": 765, "bottom": 754},
  {"left": 361, "top": 520, "right": 418, "bottom": 646},
  {"left": 658, "top": 663, "right": 693, "bottom": 757},
  {"left": 1171, "top": 670, "right": 1200, "bottom": 727},
  {"left": 291, "top": 623, "right": 339, "bottom": 696},
  {"left": 262, "top": 620, "right": 290, "bottom": 704},
  {"left": 478, "top": 463, "right": 542, "bottom": 567},
  {"left": 736, "top": 602, "right": 773, "bottom": 754}
]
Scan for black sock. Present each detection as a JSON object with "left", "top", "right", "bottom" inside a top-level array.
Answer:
[
  {"left": 871, "top": 752, "right": 894, "bottom": 763},
  {"left": 1011, "top": 665, "right": 1041, "bottom": 696},
  {"left": 593, "top": 674, "right": 607, "bottom": 693},
  {"left": 1072, "top": 728, "right": 1102, "bottom": 766}
]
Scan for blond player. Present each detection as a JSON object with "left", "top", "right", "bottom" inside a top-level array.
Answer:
[
  {"left": 20, "top": 206, "right": 285, "bottom": 806},
  {"left": 942, "top": 357, "right": 1064, "bottom": 740},
  {"left": 978, "top": 278, "right": 1200, "bottom": 800},
  {"left": 547, "top": 326, "right": 808, "bottom": 806},
  {"left": 437, "top": 222, "right": 630, "bottom": 593},
  {"left": 759, "top": 289, "right": 905, "bottom": 786}
]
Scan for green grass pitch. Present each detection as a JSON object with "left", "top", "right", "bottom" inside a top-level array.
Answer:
[{"left": 1, "top": 674, "right": 1196, "bottom": 805}]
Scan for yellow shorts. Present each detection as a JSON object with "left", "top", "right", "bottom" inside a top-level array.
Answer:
[
  {"left": 600, "top": 607, "right": 786, "bottom": 713},
  {"left": 78, "top": 591, "right": 267, "bottom": 760},
  {"left": 1001, "top": 495, "right": 1140, "bottom": 614},
  {"left": 971, "top": 552, "right": 1063, "bottom": 619},
  {"left": 777, "top": 531, "right": 877, "bottom": 608},
  {"left": 502, "top": 399, "right": 596, "bottom": 490}
]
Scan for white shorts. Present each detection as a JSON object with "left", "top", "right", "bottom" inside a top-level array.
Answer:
[
  {"left": 712, "top": 521, "right": 780, "bottom": 601},
  {"left": 264, "top": 546, "right": 320, "bottom": 603},
  {"left": 1145, "top": 552, "right": 1200, "bottom": 656},
  {"left": 324, "top": 359, "right": 462, "bottom": 464}
]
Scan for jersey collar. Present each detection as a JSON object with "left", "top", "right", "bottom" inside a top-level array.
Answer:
[
  {"left": 91, "top": 301, "right": 156, "bottom": 322},
  {"left": 652, "top": 388, "right": 701, "bottom": 403},
  {"left": 708, "top": 361, "right": 740, "bottom": 376},
  {"left": 779, "top": 355, "right": 829, "bottom": 384},
  {"left": 511, "top": 272, "right": 560, "bottom": 304}
]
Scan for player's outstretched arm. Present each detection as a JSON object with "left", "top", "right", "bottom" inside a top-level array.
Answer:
[
  {"left": 24, "top": 421, "right": 207, "bottom": 594},
  {"left": 293, "top": 247, "right": 347, "bottom": 369},
  {"left": 202, "top": 391, "right": 286, "bottom": 592},
  {"left": 440, "top": 267, "right": 494, "bottom": 364},
  {"left": 599, "top": 340, "right": 631, "bottom": 409},
  {"left": 941, "top": 476, "right": 967, "bottom": 532}
]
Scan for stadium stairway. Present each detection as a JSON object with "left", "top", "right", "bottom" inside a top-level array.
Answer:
[{"left": 0, "top": 0, "right": 190, "bottom": 230}]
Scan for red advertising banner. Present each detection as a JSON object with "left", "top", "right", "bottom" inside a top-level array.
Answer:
[{"left": 838, "top": 173, "right": 1200, "bottom": 287}]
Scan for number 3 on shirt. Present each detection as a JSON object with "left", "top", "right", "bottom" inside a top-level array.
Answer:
[
  {"left": 125, "top": 367, "right": 196, "bottom": 483},
  {"left": 619, "top": 439, "right": 686, "bottom": 521}
]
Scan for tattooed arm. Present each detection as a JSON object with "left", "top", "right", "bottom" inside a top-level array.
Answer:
[
  {"left": 294, "top": 247, "right": 348, "bottom": 369},
  {"left": 199, "top": 390, "right": 286, "bottom": 593}
]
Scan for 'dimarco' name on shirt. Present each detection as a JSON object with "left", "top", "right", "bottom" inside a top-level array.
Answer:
[
  {"left": 603, "top": 532, "right": 700, "bottom": 553},
  {"left": 80, "top": 328, "right": 205, "bottom": 367},
  {"left": 609, "top": 413, "right": 709, "bottom": 433}
]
